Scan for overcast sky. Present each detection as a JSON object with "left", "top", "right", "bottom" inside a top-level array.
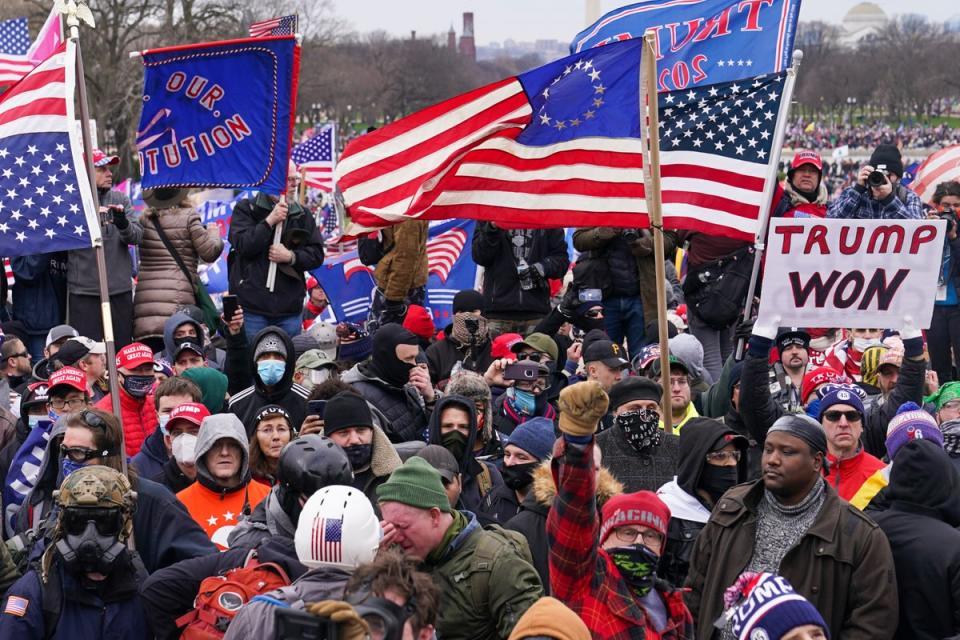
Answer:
[{"left": 331, "top": 0, "right": 957, "bottom": 45}]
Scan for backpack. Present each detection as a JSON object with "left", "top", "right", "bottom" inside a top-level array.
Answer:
[
  {"left": 175, "top": 549, "right": 291, "bottom": 639},
  {"left": 462, "top": 525, "right": 535, "bottom": 631}
]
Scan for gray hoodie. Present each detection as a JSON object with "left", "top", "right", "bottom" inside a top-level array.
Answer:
[{"left": 195, "top": 414, "right": 251, "bottom": 494}]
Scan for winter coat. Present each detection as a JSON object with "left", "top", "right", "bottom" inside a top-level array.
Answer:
[
  {"left": 0, "top": 564, "right": 150, "bottom": 640},
  {"left": 224, "top": 566, "right": 351, "bottom": 640},
  {"left": 827, "top": 182, "right": 925, "bottom": 220},
  {"left": 547, "top": 436, "right": 693, "bottom": 640},
  {"left": 506, "top": 459, "right": 623, "bottom": 593},
  {"left": 572, "top": 227, "right": 678, "bottom": 322},
  {"left": 152, "top": 457, "right": 194, "bottom": 494},
  {"left": 94, "top": 388, "right": 158, "bottom": 457},
  {"left": 428, "top": 395, "right": 504, "bottom": 516},
  {"left": 872, "top": 440, "right": 960, "bottom": 640},
  {"left": 226, "top": 486, "right": 294, "bottom": 549},
  {"left": 228, "top": 326, "right": 310, "bottom": 437},
  {"left": 425, "top": 333, "right": 495, "bottom": 387},
  {"left": 141, "top": 535, "right": 307, "bottom": 640},
  {"left": 349, "top": 422, "right": 402, "bottom": 510},
  {"left": 10, "top": 252, "right": 68, "bottom": 335},
  {"left": 471, "top": 223, "right": 568, "bottom": 319},
  {"left": 159, "top": 311, "right": 226, "bottom": 372},
  {"left": 493, "top": 390, "right": 557, "bottom": 437},
  {"left": 227, "top": 192, "right": 325, "bottom": 318},
  {"left": 825, "top": 447, "right": 886, "bottom": 502},
  {"left": 771, "top": 179, "right": 828, "bottom": 219},
  {"left": 133, "top": 205, "right": 223, "bottom": 339},
  {"left": 595, "top": 421, "right": 680, "bottom": 493},
  {"left": 685, "top": 479, "right": 899, "bottom": 640},
  {"left": 373, "top": 220, "right": 429, "bottom": 301},
  {"left": 423, "top": 511, "right": 542, "bottom": 640},
  {"left": 67, "top": 189, "right": 142, "bottom": 296},
  {"left": 175, "top": 414, "right": 271, "bottom": 549},
  {"left": 341, "top": 362, "right": 431, "bottom": 443},
  {"left": 131, "top": 427, "right": 167, "bottom": 480}
]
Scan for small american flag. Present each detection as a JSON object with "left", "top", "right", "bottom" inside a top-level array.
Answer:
[
  {"left": 911, "top": 144, "right": 960, "bottom": 205},
  {"left": 3, "top": 595, "right": 29, "bottom": 617},
  {"left": 0, "top": 18, "right": 32, "bottom": 88},
  {"left": 248, "top": 14, "right": 297, "bottom": 38},
  {"left": 312, "top": 515, "right": 343, "bottom": 563},
  {"left": 292, "top": 123, "right": 336, "bottom": 192}
]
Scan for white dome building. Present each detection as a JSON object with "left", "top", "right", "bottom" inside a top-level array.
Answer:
[{"left": 840, "top": 2, "right": 888, "bottom": 45}]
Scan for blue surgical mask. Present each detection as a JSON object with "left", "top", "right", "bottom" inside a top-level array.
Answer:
[
  {"left": 158, "top": 414, "right": 170, "bottom": 436},
  {"left": 508, "top": 387, "right": 536, "bottom": 416},
  {"left": 257, "top": 360, "right": 285, "bottom": 386},
  {"left": 61, "top": 458, "right": 85, "bottom": 479}
]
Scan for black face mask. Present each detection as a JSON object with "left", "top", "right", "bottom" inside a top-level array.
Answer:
[
  {"left": 699, "top": 464, "right": 738, "bottom": 505},
  {"left": 501, "top": 461, "right": 538, "bottom": 491},
  {"left": 370, "top": 325, "right": 419, "bottom": 387},
  {"left": 55, "top": 510, "right": 128, "bottom": 575},
  {"left": 607, "top": 543, "right": 660, "bottom": 597},
  {"left": 121, "top": 374, "right": 154, "bottom": 400},
  {"left": 616, "top": 409, "right": 662, "bottom": 453},
  {"left": 343, "top": 444, "right": 373, "bottom": 470},
  {"left": 442, "top": 431, "right": 468, "bottom": 461}
]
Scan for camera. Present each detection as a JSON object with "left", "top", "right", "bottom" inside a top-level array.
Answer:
[
  {"left": 867, "top": 164, "right": 888, "bottom": 188},
  {"left": 940, "top": 206, "right": 958, "bottom": 233},
  {"left": 622, "top": 229, "right": 640, "bottom": 243}
]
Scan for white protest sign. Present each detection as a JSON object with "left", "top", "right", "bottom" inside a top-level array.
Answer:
[{"left": 757, "top": 218, "right": 945, "bottom": 329}]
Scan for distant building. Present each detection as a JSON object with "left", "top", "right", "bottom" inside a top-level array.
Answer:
[
  {"left": 839, "top": 2, "right": 888, "bottom": 45},
  {"left": 459, "top": 12, "right": 476, "bottom": 61},
  {"left": 448, "top": 25, "right": 456, "bottom": 49}
]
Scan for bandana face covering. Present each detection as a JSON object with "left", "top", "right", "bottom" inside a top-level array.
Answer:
[
  {"left": 451, "top": 312, "right": 488, "bottom": 345},
  {"left": 616, "top": 408, "right": 662, "bottom": 452},
  {"left": 441, "top": 430, "right": 469, "bottom": 461},
  {"left": 608, "top": 543, "right": 660, "bottom": 597}
]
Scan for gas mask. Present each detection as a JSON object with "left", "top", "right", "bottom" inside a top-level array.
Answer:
[{"left": 55, "top": 507, "right": 129, "bottom": 575}]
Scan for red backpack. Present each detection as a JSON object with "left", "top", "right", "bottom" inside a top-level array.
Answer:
[{"left": 175, "top": 549, "right": 291, "bottom": 639}]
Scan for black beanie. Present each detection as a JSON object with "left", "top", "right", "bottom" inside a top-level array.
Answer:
[
  {"left": 453, "top": 289, "right": 485, "bottom": 314},
  {"left": 868, "top": 144, "right": 904, "bottom": 178},
  {"left": 323, "top": 391, "right": 374, "bottom": 436}
]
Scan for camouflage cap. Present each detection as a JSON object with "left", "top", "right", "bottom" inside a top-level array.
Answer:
[{"left": 55, "top": 465, "right": 135, "bottom": 511}]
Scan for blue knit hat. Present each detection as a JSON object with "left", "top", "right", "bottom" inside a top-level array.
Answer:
[
  {"left": 504, "top": 417, "right": 556, "bottom": 461},
  {"left": 726, "top": 572, "right": 830, "bottom": 640},
  {"left": 816, "top": 383, "right": 866, "bottom": 421},
  {"left": 885, "top": 401, "right": 943, "bottom": 461}
]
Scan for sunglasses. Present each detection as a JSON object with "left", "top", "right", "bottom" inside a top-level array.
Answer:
[
  {"left": 517, "top": 352, "right": 547, "bottom": 363},
  {"left": 822, "top": 410, "right": 862, "bottom": 423},
  {"left": 61, "top": 507, "right": 123, "bottom": 537},
  {"left": 80, "top": 410, "right": 108, "bottom": 431}
]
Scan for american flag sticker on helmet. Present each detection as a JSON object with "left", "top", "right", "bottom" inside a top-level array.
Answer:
[{"left": 4, "top": 595, "right": 29, "bottom": 616}]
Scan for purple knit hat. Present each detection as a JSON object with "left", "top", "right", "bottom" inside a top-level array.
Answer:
[{"left": 885, "top": 401, "right": 943, "bottom": 461}]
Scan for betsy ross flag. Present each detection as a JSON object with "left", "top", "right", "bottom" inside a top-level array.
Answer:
[
  {"left": 910, "top": 144, "right": 960, "bottom": 205},
  {"left": 0, "top": 40, "right": 99, "bottom": 256},
  {"left": 335, "top": 38, "right": 786, "bottom": 240},
  {"left": 311, "top": 515, "right": 342, "bottom": 563},
  {"left": 249, "top": 14, "right": 297, "bottom": 38},
  {"left": 0, "top": 11, "right": 64, "bottom": 90},
  {"left": 292, "top": 123, "right": 335, "bottom": 192}
]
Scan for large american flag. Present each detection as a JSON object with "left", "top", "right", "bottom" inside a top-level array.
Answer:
[
  {"left": 0, "top": 40, "right": 98, "bottom": 257},
  {"left": 0, "top": 18, "right": 32, "bottom": 88},
  {"left": 311, "top": 515, "right": 342, "bottom": 563},
  {"left": 335, "top": 38, "right": 785, "bottom": 241},
  {"left": 911, "top": 144, "right": 960, "bottom": 205},
  {"left": 292, "top": 123, "right": 335, "bottom": 192},
  {"left": 248, "top": 14, "right": 297, "bottom": 38}
]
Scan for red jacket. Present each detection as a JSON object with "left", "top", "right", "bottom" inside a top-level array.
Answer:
[
  {"left": 95, "top": 389, "right": 158, "bottom": 457},
  {"left": 547, "top": 436, "right": 693, "bottom": 640},
  {"left": 825, "top": 447, "right": 885, "bottom": 502}
]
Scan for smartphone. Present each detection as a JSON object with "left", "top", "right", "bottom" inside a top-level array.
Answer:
[
  {"left": 503, "top": 361, "right": 543, "bottom": 381},
  {"left": 274, "top": 607, "right": 337, "bottom": 640},
  {"left": 308, "top": 400, "right": 327, "bottom": 419},
  {"left": 221, "top": 294, "right": 239, "bottom": 322},
  {"left": 579, "top": 288, "right": 603, "bottom": 303}
]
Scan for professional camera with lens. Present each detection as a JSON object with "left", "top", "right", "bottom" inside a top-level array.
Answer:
[
  {"left": 940, "top": 206, "right": 959, "bottom": 234},
  {"left": 274, "top": 596, "right": 416, "bottom": 640},
  {"left": 621, "top": 229, "right": 640, "bottom": 243},
  {"left": 867, "top": 164, "right": 889, "bottom": 188}
]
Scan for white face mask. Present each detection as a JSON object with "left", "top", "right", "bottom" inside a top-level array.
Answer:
[
  {"left": 172, "top": 433, "right": 198, "bottom": 466},
  {"left": 310, "top": 368, "right": 335, "bottom": 385},
  {"left": 853, "top": 338, "right": 882, "bottom": 352}
]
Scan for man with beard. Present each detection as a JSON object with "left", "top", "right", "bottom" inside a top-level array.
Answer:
[
  {"left": 770, "top": 328, "right": 810, "bottom": 413},
  {"left": 426, "top": 290, "right": 495, "bottom": 387},
  {"left": 656, "top": 418, "right": 748, "bottom": 587},
  {"left": 482, "top": 417, "right": 555, "bottom": 524},
  {"left": 342, "top": 324, "right": 437, "bottom": 443},
  {"left": 686, "top": 413, "right": 898, "bottom": 640},
  {"left": 772, "top": 151, "right": 829, "bottom": 219},
  {"left": 0, "top": 465, "right": 150, "bottom": 639}
]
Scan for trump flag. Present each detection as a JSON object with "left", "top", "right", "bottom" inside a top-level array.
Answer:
[{"left": 135, "top": 36, "right": 299, "bottom": 195}]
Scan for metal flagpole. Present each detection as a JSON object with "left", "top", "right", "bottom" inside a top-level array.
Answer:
[
  {"left": 640, "top": 32, "right": 673, "bottom": 435},
  {"left": 734, "top": 50, "right": 804, "bottom": 360},
  {"left": 62, "top": 1, "right": 127, "bottom": 474}
]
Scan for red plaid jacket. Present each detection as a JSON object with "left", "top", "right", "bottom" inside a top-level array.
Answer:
[{"left": 547, "top": 436, "right": 693, "bottom": 640}]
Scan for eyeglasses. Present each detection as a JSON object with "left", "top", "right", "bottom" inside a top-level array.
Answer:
[
  {"left": 706, "top": 450, "right": 741, "bottom": 464},
  {"left": 257, "top": 425, "right": 291, "bottom": 437},
  {"left": 61, "top": 507, "right": 123, "bottom": 537},
  {"left": 823, "top": 410, "right": 862, "bottom": 423},
  {"left": 515, "top": 377, "right": 548, "bottom": 392},
  {"left": 49, "top": 397, "right": 88, "bottom": 411},
  {"left": 613, "top": 526, "right": 663, "bottom": 546},
  {"left": 60, "top": 444, "right": 109, "bottom": 463},
  {"left": 668, "top": 376, "right": 689, "bottom": 387}
]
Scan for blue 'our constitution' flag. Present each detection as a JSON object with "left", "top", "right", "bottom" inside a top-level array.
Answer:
[
  {"left": 571, "top": 0, "right": 800, "bottom": 91},
  {"left": 136, "top": 36, "right": 299, "bottom": 195}
]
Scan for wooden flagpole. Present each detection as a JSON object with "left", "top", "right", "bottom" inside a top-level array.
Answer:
[
  {"left": 641, "top": 32, "right": 673, "bottom": 435},
  {"left": 64, "top": 2, "right": 127, "bottom": 474}
]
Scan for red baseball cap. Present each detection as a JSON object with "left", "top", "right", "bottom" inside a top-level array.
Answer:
[
  {"left": 117, "top": 342, "right": 155, "bottom": 370},
  {"left": 790, "top": 150, "right": 823, "bottom": 173},
  {"left": 491, "top": 333, "right": 523, "bottom": 360},
  {"left": 47, "top": 366, "right": 87, "bottom": 395},
  {"left": 92, "top": 149, "right": 119, "bottom": 167},
  {"left": 168, "top": 402, "right": 211, "bottom": 428},
  {"left": 801, "top": 366, "right": 848, "bottom": 404}
]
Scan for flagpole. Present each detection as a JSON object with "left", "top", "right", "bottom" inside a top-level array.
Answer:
[
  {"left": 734, "top": 50, "right": 804, "bottom": 359},
  {"left": 63, "top": 2, "right": 127, "bottom": 474},
  {"left": 641, "top": 32, "right": 673, "bottom": 435}
]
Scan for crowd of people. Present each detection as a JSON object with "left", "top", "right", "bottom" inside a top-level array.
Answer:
[
  {"left": 785, "top": 118, "right": 960, "bottom": 151},
  {"left": 0, "top": 136, "right": 956, "bottom": 640}
]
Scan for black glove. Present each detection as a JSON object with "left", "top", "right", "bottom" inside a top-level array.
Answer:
[
  {"left": 380, "top": 299, "right": 407, "bottom": 326},
  {"left": 110, "top": 206, "right": 129, "bottom": 230},
  {"left": 733, "top": 317, "right": 755, "bottom": 342}
]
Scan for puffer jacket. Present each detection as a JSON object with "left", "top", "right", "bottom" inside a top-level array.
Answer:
[
  {"left": 341, "top": 362, "right": 431, "bottom": 443},
  {"left": 373, "top": 220, "right": 429, "bottom": 301},
  {"left": 133, "top": 205, "right": 223, "bottom": 339},
  {"left": 95, "top": 388, "right": 158, "bottom": 457}
]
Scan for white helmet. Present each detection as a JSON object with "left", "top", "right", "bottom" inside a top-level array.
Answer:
[{"left": 294, "top": 485, "right": 382, "bottom": 570}]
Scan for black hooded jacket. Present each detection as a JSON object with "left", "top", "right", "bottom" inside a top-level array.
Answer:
[
  {"left": 427, "top": 394, "right": 504, "bottom": 516},
  {"left": 227, "top": 326, "right": 310, "bottom": 436},
  {"left": 872, "top": 440, "right": 960, "bottom": 640},
  {"left": 658, "top": 417, "right": 748, "bottom": 587}
]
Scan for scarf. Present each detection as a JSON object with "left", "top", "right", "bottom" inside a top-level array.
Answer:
[
  {"left": 425, "top": 510, "right": 468, "bottom": 566},
  {"left": 451, "top": 312, "right": 488, "bottom": 346}
]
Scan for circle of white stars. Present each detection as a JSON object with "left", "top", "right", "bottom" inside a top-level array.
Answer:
[{"left": 537, "top": 58, "right": 606, "bottom": 131}]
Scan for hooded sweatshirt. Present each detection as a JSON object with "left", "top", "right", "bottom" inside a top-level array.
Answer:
[
  {"left": 228, "top": 327, "right": 310, "bottom": 437},
  {"left": 160, "top": 312, "right": 226, "bottom": 371},
  {"left": 176, "top": 413, "right": 271, "bottom": 549},
  {"left": 428, "top": 395, "right": 504, "bottom": 516},
  {"left": 872, "top": 440, "right": 960, "bottom": 640}
]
